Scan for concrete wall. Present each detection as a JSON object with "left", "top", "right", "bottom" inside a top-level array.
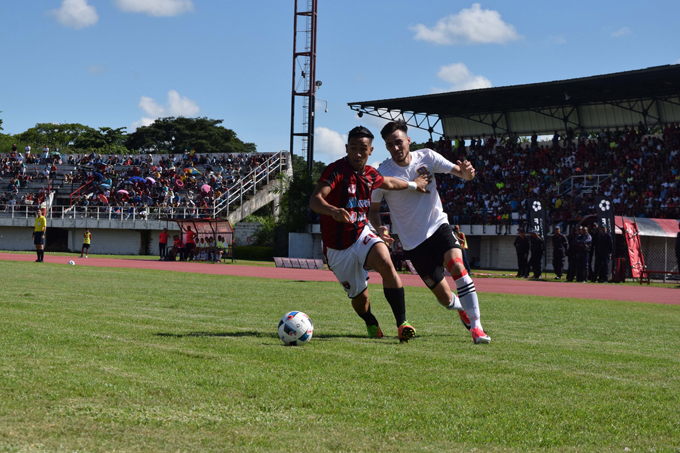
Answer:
[
  {"left": 289, "top": 233, "right": 323, "bottom": 260},
  {"left": 0, "top": 226, "right": 36, "bottom": 251},
  {"left": 233, "top": 223, "right": 261, "bottom": 246}
]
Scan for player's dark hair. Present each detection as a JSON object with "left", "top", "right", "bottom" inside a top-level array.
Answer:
[
  {"left": 380, "top": 120, "right": 408, "bottom": 139},
  {"left": 348, "top": 126, "right": 374, "bottom": 143}
]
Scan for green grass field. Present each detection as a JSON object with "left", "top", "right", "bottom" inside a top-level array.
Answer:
[{"left": 1, "top": 260, "right": 679, "bottom": 452}]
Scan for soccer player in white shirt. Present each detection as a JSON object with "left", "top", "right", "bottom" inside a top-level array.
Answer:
[{"left": 369, "top": 120, "right": 490, "bottom": 344}]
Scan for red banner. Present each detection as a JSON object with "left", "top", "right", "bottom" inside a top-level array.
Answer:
[{"left": 620, "top": 218, "right": 645, "bottom": 278}]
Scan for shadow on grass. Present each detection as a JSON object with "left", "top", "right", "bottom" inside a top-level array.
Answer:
[
  {"left": 155, "top": 331, "right": 368, "bottom": 340},
  {"left": 156, "top": 331, "right": 278, "bottom": 339}
]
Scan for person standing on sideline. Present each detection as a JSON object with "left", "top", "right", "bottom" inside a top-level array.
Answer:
[
  {"left": 588, "top": 223, "right": 600, "bottom": 282},
  {"left": 80, "top": 228, "right": 91, "bottom": 258},
  {"left": 552, "top": 226, "right": 569, "bottom": 279},
  {"left": 514, "top": 228, "right": 530, "bottom": 278},
  {"left": 566, "top": 228, "right": 578, "bottom": 282},
  {"left": 675, "top": 223, "right": 680, "bottom": 285},
  {"left": 529, "top": 229, "right": 545, "bottom": 278},
  {"left": 32, "top": 207, "right": 47, "bottom": 262},
  {"left": 159, "top": 228, "right": 168, "bottom": 260},
  {"left": 370, "top": 120, "right": 491, "bottom": 344},
  {"left": 452, "top": 224, "right": 471, "bottom": 274},
  {"left": 310, "top": 125, "right": 429, "bottom": 342},
  {"left": 574, "top": 226, "right": 592, "bottom": 282},
  {"left": 595, "top": 225, "right": 613, "bottom": 282},
  {"left": 184, "top": 226, "right": 196, "bottom": 261}
]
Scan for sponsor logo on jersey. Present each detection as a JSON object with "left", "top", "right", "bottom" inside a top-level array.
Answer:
[
  {"left": 346, "top": 197, "right": 357, "bottom": 208},
  {"left": 357, "top": 199, "right": 370, "bottom": 208}
]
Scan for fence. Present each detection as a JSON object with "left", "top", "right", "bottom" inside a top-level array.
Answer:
[{"left": 0, "top": 205, "right": 206, "bottom": 222}]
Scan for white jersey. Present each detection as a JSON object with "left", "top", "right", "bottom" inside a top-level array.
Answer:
[{"left": 371, "top": 149, "right": 454, "bottom": 250}]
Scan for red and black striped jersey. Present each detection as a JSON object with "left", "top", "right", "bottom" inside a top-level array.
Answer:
[{"left": 318, "top": 157, "right": 384, "bottom": 250}]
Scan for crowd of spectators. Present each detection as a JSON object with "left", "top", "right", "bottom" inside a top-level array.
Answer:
[
  {"left": 420, "top": 121, "right": 680, "bottom": 228},
  {"left": 1, "top": 147, "right": 282, "bottom": 217}
]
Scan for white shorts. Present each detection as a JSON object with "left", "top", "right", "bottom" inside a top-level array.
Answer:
[{"left": 326, "top": 224, "right": 384, "bottom": 298}]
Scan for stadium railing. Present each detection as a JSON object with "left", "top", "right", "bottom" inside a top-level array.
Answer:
[{"left": 0, "top": 205, "right": 204, "bottom": 221}]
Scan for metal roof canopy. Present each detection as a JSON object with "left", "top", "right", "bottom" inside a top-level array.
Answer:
[{"left": 348, "top": 64, "right": 680, "bottom": 139}]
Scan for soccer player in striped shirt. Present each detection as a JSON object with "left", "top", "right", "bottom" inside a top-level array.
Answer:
[{"left": 370, "top": 120, "right": 490, "bottom": 344}]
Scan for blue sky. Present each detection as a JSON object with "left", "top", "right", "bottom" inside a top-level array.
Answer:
[{"left": 1, "top": 0, "right": 679, "bottom": 167}]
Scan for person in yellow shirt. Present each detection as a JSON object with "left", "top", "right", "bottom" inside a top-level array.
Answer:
[
  {"left": 33, "top": 207, "right": 47, "bottom": 262},
  {"left": 80, "top": 228, "right": 92, "bottom": 258}
]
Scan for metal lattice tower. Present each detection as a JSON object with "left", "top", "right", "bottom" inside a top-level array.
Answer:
[{"left": 289, "top": 0, "right": 318, "bottom": 173}]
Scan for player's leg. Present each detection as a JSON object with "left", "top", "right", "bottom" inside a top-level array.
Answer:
[
  {"left": 444, "top": 247, "right": 490, "bottom": 344},
  {"left": 326, "top": 241, "right": 383, "bottom": 339},
  {"left": 351, "top": 289, "right": 383, "bottom": 338},
  {"left": 364, "top": 239, "right": 414, "bottom": 342}
]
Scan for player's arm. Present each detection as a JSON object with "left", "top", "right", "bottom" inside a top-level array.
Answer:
[
  {"left": 380, "top": 173, "right": 429, "bottom": 192},
  {"left": 309, "top": 182, "right": 350, "bottom": 223},
  {"left": 449, "top": 159, "right": 476, "bottom": 181},
  {"left": 368, "top": 202, "right": 393, "bottom": 244}
]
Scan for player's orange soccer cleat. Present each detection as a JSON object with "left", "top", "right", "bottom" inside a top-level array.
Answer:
[
  {"left": 398, "top": 321, "right": 416, "bottom": 343},
  {"left": 470, "top": 327, "right": 491, "bottom": 344}
]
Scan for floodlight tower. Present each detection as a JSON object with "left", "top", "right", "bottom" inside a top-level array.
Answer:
[{"left": 289, "top": 0, "right": 318, "bottom": 174}]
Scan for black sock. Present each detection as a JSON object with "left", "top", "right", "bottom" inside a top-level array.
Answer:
[
  {"left": 36, "top": 250, "right": 41, "bottom": 260},
  {"left": 384, "top": 287, "right": 406, "bottom": 327},
  {"left": 357, "top": 304, "right": 379, "bottom": 327},
  {"left": 39, "top": 250, "right": 44, "bottom": 261}
]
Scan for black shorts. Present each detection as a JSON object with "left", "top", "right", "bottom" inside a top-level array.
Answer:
[
  {"left": 33, "top": 232, "right": 44, "bottom": 245},
  {"left": 82, "top": 243, "right": 90, "bottom": 249},
  {"left": 404, "top": 223, "right": 461, "bottom": 289}
]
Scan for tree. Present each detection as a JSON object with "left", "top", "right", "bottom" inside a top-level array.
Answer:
[
  {"left": 125, "top": 117, "right": 256, "bottom": 154},
  {"left": 16, "top": 122, "right": 91, "bottom": 150}
]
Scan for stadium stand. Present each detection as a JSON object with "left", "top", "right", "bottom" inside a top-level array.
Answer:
[
  {"left": 376, "top": 123, "right": 680, "bottom": 229},
  {"left": 1, "top": 150, "right": 288, "bottom": 222}
]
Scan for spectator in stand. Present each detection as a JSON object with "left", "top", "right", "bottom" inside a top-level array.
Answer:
[
  {"left": 158, "top": 228, "right": 168, "bottom": 260},
  {"left": 552, "top": 226, "right": 569, "bottom": 279}
]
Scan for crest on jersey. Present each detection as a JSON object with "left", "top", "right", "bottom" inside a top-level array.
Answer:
[{"left": 348, "top": 184, "right": 356, "bottom": 194}]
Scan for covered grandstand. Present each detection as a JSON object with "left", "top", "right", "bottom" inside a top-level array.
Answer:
[
  {"left": 348, "top": 65, "right": 680, "bottom": 277},
  {"left": 349, "top": 64, "right": 680, "bottom": 139}
]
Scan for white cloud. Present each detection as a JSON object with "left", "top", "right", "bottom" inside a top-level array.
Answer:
[
  {"left": 547, "top": 35, "right": 567, "bottom": 45},
  {"left": 115, "top": 0, "right": 194, "bottom": 17},
  {"left": 49, "top": 0, "right": 98, "bottom": 29},
  {"left": 411, "top": 4, "right": 520, "bottom": 45},
  {"left": 314, "top": 127, "right": 347, "bottom": 161},
  {"left": 131, "top": 90, "right": 200, "bottom": 131},
  {"left": 611, "top": 27, "right": 630, "bottom": 37},
  {"left": 676, "top": 58, "right": 680, "bottom": 64},
  {"left": 86, "top": 64, "right": 107, "bottom": 76},
  {"left": 436, "top": 62, "right": 492, "bottom": 92}
]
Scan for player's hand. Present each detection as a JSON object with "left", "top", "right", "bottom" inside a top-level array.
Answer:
[
  {"left": 331, "top": 207, "right": 351, "bottom": 223},
  {"left": 413, "top": 173, "right": 431, "bottom": 193},
  {"left": 457, "top": 159, "right": 476, "bottom": 181},
  {"left": 377, "top": 225, "right": 394, "bottom": 244}
]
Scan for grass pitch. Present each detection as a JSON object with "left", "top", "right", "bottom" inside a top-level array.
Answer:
[{"left": 1, "top": 260, "right": 679, "bottom": 452}]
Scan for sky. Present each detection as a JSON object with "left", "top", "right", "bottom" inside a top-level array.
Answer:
[{"left": 1, "top": 0, "right": 679, "bottom": 168}]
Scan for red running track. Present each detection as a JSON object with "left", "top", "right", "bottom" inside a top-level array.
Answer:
[{"left": 2, "top": 253, "right": 678, "bottom": 305}]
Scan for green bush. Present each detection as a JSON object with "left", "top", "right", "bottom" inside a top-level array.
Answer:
[{"left": 233, "top": 245, "right": 274, "bottom": 261}]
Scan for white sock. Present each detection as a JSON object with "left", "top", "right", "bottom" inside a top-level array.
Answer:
[
  {"left": 446, "top": 292, "right": 464, "bottom": 311},
  {"left": 455, "top": 273, "right": 482, "bottom": 330}
]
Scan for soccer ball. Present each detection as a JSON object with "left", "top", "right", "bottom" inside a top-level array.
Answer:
[
  {"left": 68, "top": 260, "right": 75, "bottom": 265},
  {"left": 278, "top": 311, "right": 313, "bottom": 346}
]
